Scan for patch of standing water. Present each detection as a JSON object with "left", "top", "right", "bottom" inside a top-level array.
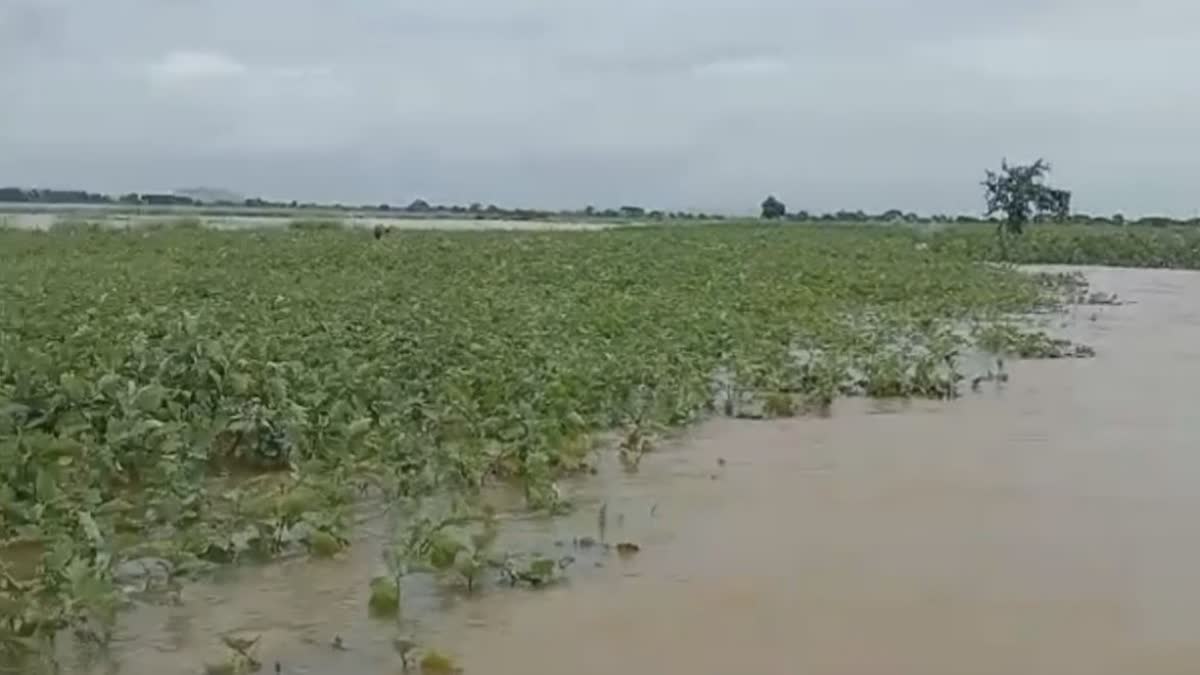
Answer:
[{"left": 63, "top": 433, "right": 725, "bottom": 674}]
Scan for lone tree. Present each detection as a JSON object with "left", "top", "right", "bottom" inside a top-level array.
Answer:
[
  {"left": 761, "top": 195, "right": 786, "bottom": 220},
  {"left": 983, "top": 159, "right": 1071, "bottom": 236}
]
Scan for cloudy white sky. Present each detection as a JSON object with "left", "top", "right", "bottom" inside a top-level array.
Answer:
[{"left": 1, "top": 0, "right": 1198, "bottom": 216}]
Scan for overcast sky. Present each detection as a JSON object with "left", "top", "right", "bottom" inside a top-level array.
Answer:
[{"left": 2, "top": 0, "right": 1198, "bottom": 216}]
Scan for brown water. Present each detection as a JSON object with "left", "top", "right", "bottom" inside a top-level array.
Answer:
[{"left": 73, "top": 266, "right": 1200, "bottom": 674}]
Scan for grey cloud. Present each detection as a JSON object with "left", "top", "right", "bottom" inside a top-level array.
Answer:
[{"left": 1, "top": 0, "right": 1199, "bottom": 216}]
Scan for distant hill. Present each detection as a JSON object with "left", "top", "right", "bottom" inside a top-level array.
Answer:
[{"left": 174, "top": 187, "right": 244, "bottom": 204}]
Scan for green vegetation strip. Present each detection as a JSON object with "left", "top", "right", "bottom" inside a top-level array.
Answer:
[
  {"left": 931, "top": 224, "right": 1200, "bottom": 269},
  {"left": 2, "top": 224, "right": 1073, "bottom": 657}
]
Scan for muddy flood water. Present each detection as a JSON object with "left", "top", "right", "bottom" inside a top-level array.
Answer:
[{"left": 69, "top": 266, "right": 1200, "bottom": 675}]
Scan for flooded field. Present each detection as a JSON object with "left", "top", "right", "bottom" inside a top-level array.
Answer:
[
  {"left": 0, "top": 210, "right": 613, "bottom": 232},
  {"left": 60, "top": 265, "right": 1200, "bottom": 674}
]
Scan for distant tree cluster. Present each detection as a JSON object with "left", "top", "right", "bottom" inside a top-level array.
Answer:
[
  {"left": 0, "top": 188, "right": 202, "bottom": 206},
  {"left": 761, "top": 196, "right": 786, "bottom": 219},
  {"left": 0, "top": 188, "right": 113, "bottom": 204},
  {"left": 136, "top": 193, "right": 198, "bottom": 206},
  {"left": 755, "top": 159, "right": 1077, "bottom": 232},
  {"left": 759, "top": 195, "right": 925, "bottom": 224}
]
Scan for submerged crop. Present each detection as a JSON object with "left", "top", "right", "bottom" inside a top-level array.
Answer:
[{"left": 0, "top": 223, "right": 1075, "bottom": 665}]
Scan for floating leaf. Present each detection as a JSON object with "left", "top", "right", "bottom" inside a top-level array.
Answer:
[
  {"left": 615, "top": 542, "right": 641, "bottom": 557},
  {"left": 426, "top": 531, "right": 465, "bottom": 572},
  {"left": 419, "top": 650, "right": 461, "bottom": 674},
  {"left": 368, "top": 576, "right": 400, "bottom": 615},
  {"left": 308, "top": 531, "right": 343, "bottom": 558}
]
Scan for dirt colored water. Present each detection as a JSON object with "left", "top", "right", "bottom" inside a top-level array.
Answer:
[{"left": 71, "top": 266, "right": 1200, "bottom": 674}]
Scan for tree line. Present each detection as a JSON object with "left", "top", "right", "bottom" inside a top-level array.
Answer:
[
  {"left": 0, "top": 187, "right": 732, "bottom": 222},
  {"left": 761, "top": 160, "right": 1197, "bottom": 229},
  {"left": 0, "top": 188, "right": 201, "bottom": 207},
  {"left": 4, "top": 163, "right": 1197, "bottom": 228}
]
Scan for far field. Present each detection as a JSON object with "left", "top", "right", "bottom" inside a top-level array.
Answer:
[{"left": 0, "top": 209, "right": 614, "bottom": 233}]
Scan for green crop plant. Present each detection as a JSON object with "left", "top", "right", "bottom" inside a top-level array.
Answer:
[
  {"left": 374, "top": 499, "right": 503, "bottom": 612},
  {"left": 762, "top": 392, "right": 798, "bottom": 418}
]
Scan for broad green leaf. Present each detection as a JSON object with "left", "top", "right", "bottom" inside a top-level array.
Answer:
[
  {"left": 347, "top": 418, "right": 372, "bottom": 438},
  {"left": 132, "top": 385, "right": 166, "bottom": 413},
  {"left": 60, "top": 374, "right": 89, "bottom": 401}
]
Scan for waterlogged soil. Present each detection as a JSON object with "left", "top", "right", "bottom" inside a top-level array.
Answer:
[{"left": 73, "top": 266, "right": 1200, "bottom": 675}]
